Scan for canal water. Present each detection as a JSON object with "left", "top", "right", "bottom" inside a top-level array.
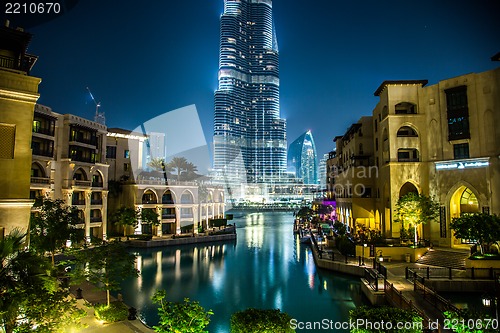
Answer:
[{"left": 119, "top": 211, "right": 366, "bottom": 332}]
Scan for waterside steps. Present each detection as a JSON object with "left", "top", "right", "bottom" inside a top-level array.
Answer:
[{"left": 416, "top": 248, "right": 469, "bottom": 270}]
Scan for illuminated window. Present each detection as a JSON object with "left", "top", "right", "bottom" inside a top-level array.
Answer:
[{"left": 446, "top": 86, "right": 470, "bottom": 141}]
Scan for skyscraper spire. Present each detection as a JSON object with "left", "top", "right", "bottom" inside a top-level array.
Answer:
[{"left": 213, "top": 0, "right": 287, "bottom": 187}]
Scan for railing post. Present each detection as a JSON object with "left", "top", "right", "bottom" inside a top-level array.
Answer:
[
  {"left": 405, "top": 267, "right": 408, "bottom": 280},
  {"left": 490, "top": 267, "right": 494, "bottom": 279},
  {"left": 345, "top": 254, "right": 348, "bottom": 264},
  {"left": 426, "top": 266, "right": 430, "bottom": 279},
  {"left": 358, "top": 256, "right": 362, "bottom": 266},
  {"left": 449, "top": 267, "right": 452, "bottom": 280},
  {"left": 471, "top": 267, "right": 475, "bottom": 280},
  {"left": 375, "top": 277, "right": 378, "bottom": 292}
]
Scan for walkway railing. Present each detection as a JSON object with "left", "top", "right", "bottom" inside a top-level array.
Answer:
[
  {"left": 364, "top": 268, "right": 384, "bottom": 291},
  {"left": 407, "top": 267, "right": 500, "bottom": 280},
  {"left": 413, "top": 279, "right": 460, "bottom": 315},
  {"left": 384, "top": 280, "right": 431, "bottom": 328}
]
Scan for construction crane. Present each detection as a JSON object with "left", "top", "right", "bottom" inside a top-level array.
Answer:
[{"left": 86, "top": 87, "right": 105, "bottom": 125}]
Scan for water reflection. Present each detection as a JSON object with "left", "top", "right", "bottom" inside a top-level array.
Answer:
[{"left": 120, "top": 212, "right": 365, "bottom": 332}]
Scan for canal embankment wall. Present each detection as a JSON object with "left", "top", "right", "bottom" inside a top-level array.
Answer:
[{"left": 128, "top": 233, "right": 237, "bottom": 248}]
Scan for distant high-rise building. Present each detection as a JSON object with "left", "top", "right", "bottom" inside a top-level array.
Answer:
[
  {"left": 319, "top": 153, "right": 329, "bottom": 188},
  {"left": 287, "top": 130, "right": 318, "bottom": 185},
  {"left": 213, "top": 0, "right": 286, "bottom": 186}
]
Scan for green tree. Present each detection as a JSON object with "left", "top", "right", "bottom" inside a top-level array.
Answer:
[
  {"left": 296, "top": 206, "right": 313, "bottom": 221},
  {"left": 349, "top": 306, "right": 423, "bottom": 333},
  {"left": 111, "top": 206, "right": 139, "bottom": 236},
  {"left": 69, "top": 241, "right": 139, "bottom": 306},
  {"left": 450, "top": 213, "right": 500, "bottom": 255},
  {"left": 0, "top": 230, "right": 85, "bottom": 333},
  {"left": 142, "top": 208, "right": 160, "bottom": 226},
  {"left": 394, "top": 193, "right": 440, "bottom": 246},
  {"left": 230, "top": 308, "right": 295, "bottom": 333},
  {"left": 29, "top": 197, "right": 84, "bottom": 266},
  {"left": 152, "top": 290, "right": 213, "bottom": 333}
]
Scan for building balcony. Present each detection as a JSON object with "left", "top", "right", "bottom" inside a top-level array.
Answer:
[
  {"left": 72, "top": 199, "right": 86, "bottom": 206},
  {"left": 0, "top": 53, "right": 38, "bottom": 73},
  {"left": 64, "top": 179, "right": 92, "bottom": 188},
  {"left": 92, "top": 182, "right": 104, "bottom": 188},
  {"left": 162, "top": 214, "right": 176, "bottom": 219},
  {"left": 31, "top": 177, "right": 50, "bottom": 185},
  {"left": 32, "top": 147, "right": 54, "bottom": 158},
  {"left": 90, "top": 216, "right": 102, "bottom": 223},
  {"left": 91, "top": 199, "right": 103, "bottom": 205}
]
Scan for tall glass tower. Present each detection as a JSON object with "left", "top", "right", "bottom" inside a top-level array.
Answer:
[
  {"left": 287, "top": 130, "right": 318, "bottom": 185},
  {"left": 213, "top": 0, "right": 286, "bottom": 185}
]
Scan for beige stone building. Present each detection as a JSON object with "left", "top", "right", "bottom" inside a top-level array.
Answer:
[
  {"left": 0, "top": 23, "right": 41, "bottom": 237},
  {"left": 330, "top": 116, "right": 377, "bottom": 232},
  {"left": 30, "top": 104, "right": 109, "bottom": 241},
  {"left": 106, "top": 128, "right": 225, "bottom": 236},
  {"left": 330, "top": 65, "right": 500, "bottom": 248}
]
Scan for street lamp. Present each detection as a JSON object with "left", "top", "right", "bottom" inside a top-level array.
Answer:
[
  {"left": 482, "top": 294, "right": 498, "bottom": 320},
  {"left": 363, "top": 243, "right": 367, "bottom": 266}
]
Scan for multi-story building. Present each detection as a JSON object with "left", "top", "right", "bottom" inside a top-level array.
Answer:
[
  {"left": 213, "top": 0, "right": 287, "bottom": 188},
  {"left": 107, "top": 128, "right": 225, "bottom": 236},
  {"left": 330, "top": 63, "right": 500, "bottom": 249},
  {"left": 319, "top": 153, "right": 329, "bottom": 189},
  {"left": 330, "top": 117, "right": 376, "bottom": 231},
  {"left": 0, "top": 22, "right": 41, "bottom": 237},
  {"left": 30, "top": 104, "right": 109, "bottom": 241},
  {"left": 287, "top": 130, "right": 318, "bottom": 185}
]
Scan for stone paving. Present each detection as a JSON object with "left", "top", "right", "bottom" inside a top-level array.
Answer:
[{"left": 70, "top": 282, "right": 154, "bottom": 333}]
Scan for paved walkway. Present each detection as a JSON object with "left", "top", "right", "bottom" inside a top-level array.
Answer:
[{"left": 70, "top": 282, "right": 154, "bottom": 333}]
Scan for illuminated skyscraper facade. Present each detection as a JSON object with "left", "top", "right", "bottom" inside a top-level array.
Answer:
[
  {"left": 213, "top": 0, "right": 286, "bottom": 185},
  {"left": 288, "top": 130, "right": 318, "bottom": 185}
]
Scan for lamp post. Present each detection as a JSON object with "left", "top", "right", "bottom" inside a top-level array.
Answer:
[
  {"left": 482, "top": 294, "right": 498, "bottom": 321},
  {"left": 363, "top": 243, "right": 367, "bottom": 266}
]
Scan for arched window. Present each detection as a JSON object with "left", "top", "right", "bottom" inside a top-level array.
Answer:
[
  {"left": 73, "top": 168, "right": 88, "bottom": 181},
  {"left": 181, "top": 191, "right": 194, "bottom": 204},
  {"left": 162, "top": 190, "right": 175, "bottom": 204},
  {"left": 397, "top": 126, "right": 418, "bottom": 137},
  {"left": 142, "top": 190, "right": 157, "bottom": 204}
]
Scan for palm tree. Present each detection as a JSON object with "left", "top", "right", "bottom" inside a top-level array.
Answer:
[
  {"left": 148, "top": 157, "right": 166, "bottom": 172},
  {"left": 167, "top": 157, "right": 189, "bottom": 181}
]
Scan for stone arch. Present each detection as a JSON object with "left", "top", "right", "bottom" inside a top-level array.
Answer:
[
  {"left": 395, "top": 101, "right": 417, "bottom": 114},
  {"left": 142, "top": 189, "right": 158, "bottom": 204},
  {"left": 73, "top": 168, "right": 88, "bottom": 181},
  {"left": 447, "top": 182, "right": 483, "bottom": 246},
  {"left": 162, "top": 190, "right": 176, "bottom": 204},
  {"left": 396, "top": 125, "right": 419, "bottom": 137},
  {"left": 91, "top": 170, "right": 104, "bottom": 187},
  {"left": 399, "top": 181, "right": 420, "bottom": 198},
  {"left": 31, "top": 162, "right": 46, "bottom": 178},
  {"left": 180, "top": 190, "right": 194, "bottom": 204}
]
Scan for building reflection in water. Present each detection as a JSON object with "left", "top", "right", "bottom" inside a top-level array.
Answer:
[{"left": 120, "top": 212, "right": 365, "bottom": 333}]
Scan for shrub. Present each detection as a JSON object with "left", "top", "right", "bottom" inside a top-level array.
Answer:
[
  {"left": 336, "top": 235, "right": 355, "bottom": 256},
  {"left": 94, "top": 301, "right": 129, "bottom": 323},
  {"left": 349, "top": 306, "right": 422, "bottom": 333},
  {"left": 230, "top": 308, "right": 295, "bottom": 333}
]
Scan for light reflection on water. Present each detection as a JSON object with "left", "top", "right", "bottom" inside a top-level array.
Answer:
[{"left": 120, "top": 211, "right": 366, "bottom": 332}]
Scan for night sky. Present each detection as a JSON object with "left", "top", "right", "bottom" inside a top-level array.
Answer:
[{"left": 5, "top": 0, "right": 500, "bottom": 158}]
